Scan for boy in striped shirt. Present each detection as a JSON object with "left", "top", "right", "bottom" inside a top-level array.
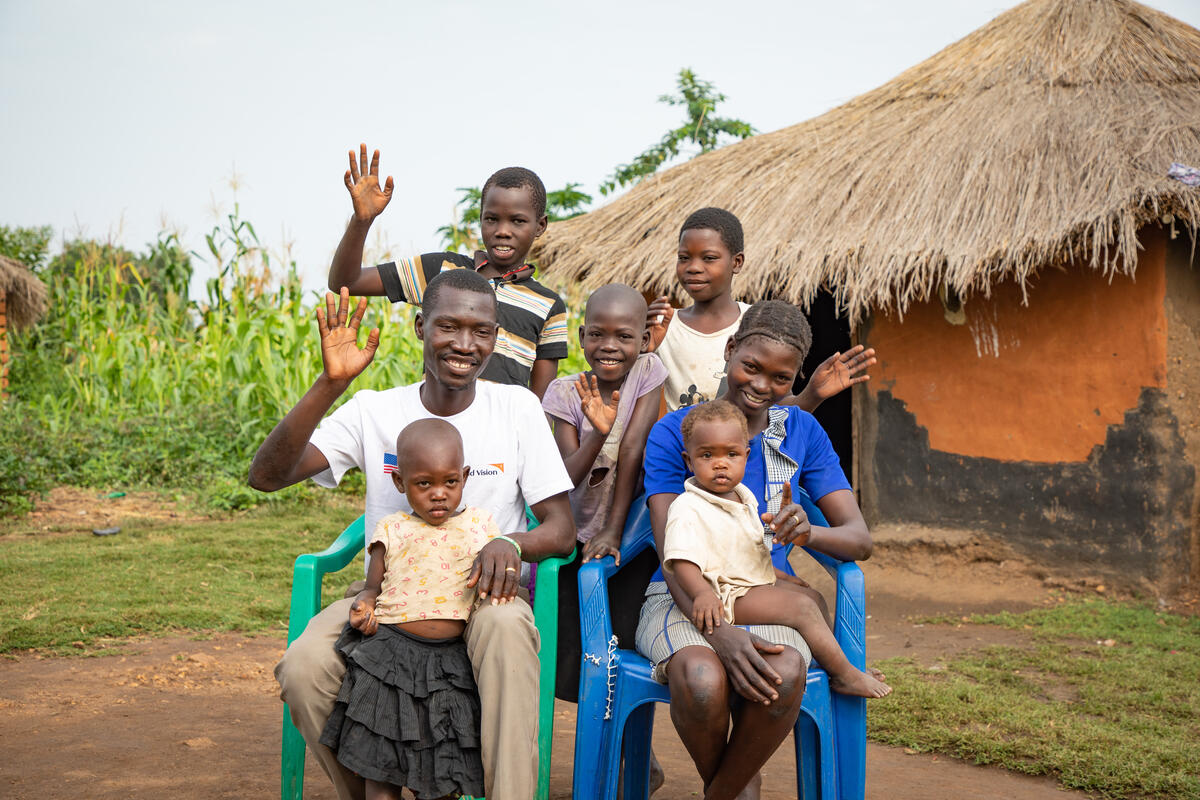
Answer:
[{"left": 328, "top": 143, "right": 568, "bottom": 398}]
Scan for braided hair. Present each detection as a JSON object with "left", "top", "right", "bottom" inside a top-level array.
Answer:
[
  {"left": 679, "top": 207, "right": 744, "bottom": 255},
  {"left": 729, "top": 300, "right": 813, "bottom": 375}
]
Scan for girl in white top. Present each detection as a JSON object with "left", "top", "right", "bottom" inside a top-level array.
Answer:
[{"left": 647, "top": 207, "right": 876, "bottom": 413}]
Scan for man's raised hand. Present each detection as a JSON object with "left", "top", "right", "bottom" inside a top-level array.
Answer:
[
  {"left": 317, "top": 287, "right": 380, "bottom": 383},
  {"left": 345, "top": 143, "right": 394, "bottom": 223}
]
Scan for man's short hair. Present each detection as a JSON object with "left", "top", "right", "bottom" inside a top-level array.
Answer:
[
  {"left": 482, "top": 167, "right": 547, "bottom": 218},
  {"left": 679, "top": 207, "right": 744, "bottom": 255},
  {"left": 422, "top": 268, "right": 498, "bottom": 316}
]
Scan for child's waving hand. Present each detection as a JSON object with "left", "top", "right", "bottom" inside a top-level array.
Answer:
[
  {"left": 574, "top": 374, "right": 619, "bottom": 435},
  {"left": 344, "top": 143, "right": 394, "bottom": 222}
]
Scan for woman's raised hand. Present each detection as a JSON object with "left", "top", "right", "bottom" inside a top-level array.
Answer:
[
  {"left": 761, "top": 484, "right": 811, "bottom": 546},
  {"left": 575, "top": 374, "right": 619, "bottom": 435},
  {"left": 317, "top": 287, "right": 381, "bottom": 383},
  {"left": 805, "top": 345, "right": 876, "bottom": 401},
  {"left": 345, "top": 143, "right": 395, "bottom": 223}
]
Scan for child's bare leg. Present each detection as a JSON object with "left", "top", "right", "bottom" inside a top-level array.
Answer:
[
  {"left": 364, "top": 778, "right": 404, "bottom": 800},
  {"left": 734, "top": 585, "right": 891, "bottom": 699},
  {"left": 772, "top": 580, "right": 886, "bottom": 682}
]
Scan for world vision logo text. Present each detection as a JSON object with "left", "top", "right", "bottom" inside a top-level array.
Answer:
[{"left": 470, "top": 463, "right": 505, "bottom": 476}]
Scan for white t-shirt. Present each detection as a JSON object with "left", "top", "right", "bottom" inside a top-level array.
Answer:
[
  {"left": 657, "top": 302, "right": 750, "bottom": 412},
  {"left": 309, "top": 381, "right": 573, "bottom": 559}
]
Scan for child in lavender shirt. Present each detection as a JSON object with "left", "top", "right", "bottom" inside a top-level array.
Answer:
[{"left": 541, "top": 284, "right": 667, "bottom": 700}]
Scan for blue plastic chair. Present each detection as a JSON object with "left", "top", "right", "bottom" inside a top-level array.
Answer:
[
  {"left": 281, "top": 510, "right": 573, "bottom": 800},
  {"left": 574, "top": 492, "right": 867, "bottom": 800}
]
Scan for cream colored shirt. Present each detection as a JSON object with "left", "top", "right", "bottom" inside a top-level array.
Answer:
[
  {"left": 662, "top": 477, "right": 776, "bottom": 623},
  {"left": 656, "top": 302, "right": 750, "bottom": 411},
  {"left": 370, "top": 507, "right": 499, "bottom": 624}
]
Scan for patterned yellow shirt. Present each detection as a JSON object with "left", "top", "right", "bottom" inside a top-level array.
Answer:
[{"left": 371, "top": 507, "right": 500, "bottom": 624}]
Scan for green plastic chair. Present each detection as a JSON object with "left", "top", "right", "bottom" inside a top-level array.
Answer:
[{"left": 281, "top": 510, "right": 574, "bottom": 800}]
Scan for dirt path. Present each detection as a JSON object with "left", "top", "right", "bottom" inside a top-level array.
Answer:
[{"left": 0, "top": 548, "right": 1094, "bottom": 800}]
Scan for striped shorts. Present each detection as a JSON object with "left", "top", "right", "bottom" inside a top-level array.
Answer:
[{"left": 634, "top": 586, "right": 812, "bottom": 683}]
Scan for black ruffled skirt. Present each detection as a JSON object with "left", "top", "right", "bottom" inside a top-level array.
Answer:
[{"left": 319, "top": 623, "right": 484, "bottom": 799}]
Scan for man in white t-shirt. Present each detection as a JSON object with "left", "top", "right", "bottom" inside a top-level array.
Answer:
[{"left": 249, "top": 268, "right": 575, "bottom": 800}]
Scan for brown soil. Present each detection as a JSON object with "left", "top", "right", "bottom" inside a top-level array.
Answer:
[
  {"left": 0, "top": 528, "right": 1106, "bottom": 800},
  {"left": 1, "top": 487, "right": 206, "bottom": 538}
]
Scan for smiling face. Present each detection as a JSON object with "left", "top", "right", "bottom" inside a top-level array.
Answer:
[
  {"left": 480, "top": 185, "right": 547, "bottom": 269},
  {"left": 721, "top": 335, "right": 804, "bottom": 418},
  {"left": 393, "top": 430, "right": 469, "bottom": 526},
  {"left": 415, "top": 285, "right": 498, "bottom": 390},
  {"left": 579, "top": 287, "right": 649, "bottom": 386},
  {"left": 683, "top": 417, "right": 750, "bottom": 498},
  {"left": 676, "top": 227, "right": 744, "bottom": 303}
]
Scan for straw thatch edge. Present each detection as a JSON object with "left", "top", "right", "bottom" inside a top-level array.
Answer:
[{"left": 0, "top": 255, "right": 48, "bottom": 329}]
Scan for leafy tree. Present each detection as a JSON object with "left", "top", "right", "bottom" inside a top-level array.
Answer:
[
  {"left": 600, "top": 68, "right": 755, "bottom": 195},
  {"left": 546, "top": 183, "right": 592, "bottom": 221},
  {"left": 0, "top": 225, "right": 53, "bottom": 271}
]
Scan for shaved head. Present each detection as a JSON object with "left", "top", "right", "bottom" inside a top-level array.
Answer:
[
  {"left": 585, "top": 283, "right": 647, "bottom": 326},
  {"left": 395, "top": 418, "right": 464, "bottom": 474}
]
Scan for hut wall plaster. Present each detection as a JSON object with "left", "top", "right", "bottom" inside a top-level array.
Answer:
[
  {"left": 1164, "top": 233, "right": 1200, "bottom": 582},
  {"left": 856, "top": 227, "right": 1195, "bottom": 591}
]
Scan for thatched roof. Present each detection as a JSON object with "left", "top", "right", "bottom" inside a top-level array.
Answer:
[
  {"left": 0, "top": 255, "right": 47, "bottom": 329},
  {"left": 533, "top": 0, "right": 1200, "bottom": 321}
]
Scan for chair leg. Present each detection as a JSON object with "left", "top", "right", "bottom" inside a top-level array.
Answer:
[
  {"left": 281, "top": 706, "right": 305, "bottom": 800},
  {"left": 620, "top": 702, "right": 656, "bottom": 800}
]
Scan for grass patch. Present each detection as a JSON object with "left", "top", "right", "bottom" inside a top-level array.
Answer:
[
  {"left": 870, "top": 600, "right": 1200, "bottom": 799},
  {"left": 0, "top": 497, "right": 367, "bottom": 654}
]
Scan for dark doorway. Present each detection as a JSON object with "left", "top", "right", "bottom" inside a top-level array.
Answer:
[{"left": 796, "top": 289, "right": 854, "bottom": 482}]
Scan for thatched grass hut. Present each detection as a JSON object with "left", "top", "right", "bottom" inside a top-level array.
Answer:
[
  {"left": 0, "top": 255, "right": 48, "bottom": 398},
  {"left": 534, "top": 0, "right": 1200, "bottom": 591}
]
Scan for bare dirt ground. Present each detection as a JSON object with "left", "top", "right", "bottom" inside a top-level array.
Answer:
[
  {"left": 0, "top": 518, "right": 1117, "bottom": 800},
  {"left": 9, "top": 486, "right": 207, "bottom": 537}
]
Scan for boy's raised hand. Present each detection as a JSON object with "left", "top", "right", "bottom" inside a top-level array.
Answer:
[
  {"left": 575, "top": 374, "right": 619, "bottom": 436},
  {"left": 645, "top": 296, "right": 674, "bottom": 353},
  {"left": 317, "top": 288, "right": 381, "bottom": 383},
  {"left": 344, "top": 143, "right": 394, "bottom": 223},
  {"left": 807, "top": 345, "right": 877, "bottom": 401}
]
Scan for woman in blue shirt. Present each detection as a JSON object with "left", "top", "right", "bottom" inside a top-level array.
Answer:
[{"left": 636, "top": 300, "right": 874, "bottom": 800}]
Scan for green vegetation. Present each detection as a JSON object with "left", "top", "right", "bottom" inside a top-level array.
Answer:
[
  {"left": 0, "top": 499, "right": 364, "bottom": 654},
  {"left": 870, "top": 600, "right": 1200, "bottom": 799}
]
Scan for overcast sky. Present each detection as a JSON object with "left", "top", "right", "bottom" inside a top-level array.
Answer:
[{"left": 3, "top": 0, "right": 1199, "bottom": 293}]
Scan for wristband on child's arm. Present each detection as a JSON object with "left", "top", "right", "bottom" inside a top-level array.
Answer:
[{"left": 494, "top": 535, "right": 523, "bottom": 559}]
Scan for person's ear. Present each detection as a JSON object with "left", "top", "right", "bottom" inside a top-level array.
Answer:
[
  {"left": 392, "top": 471, "right": 405, "bottom": 494},
  {"left": 414, "top": 311, "right": 425, "bottom": 342},
  {"left": 724, "top": 337, "right": 736, "bottom": 363},
  {"left": 681, "top": 449, "right": 692, "bottom": 472},
  {"left": 535, "top": 214, "right": 548, "bottom": 239},
  {"left": 731, "top": 251, "right": 745, "bottom": 274},
  {"left": 640, "top": 326, "right": 651, "bottom": 352},
  {"left": 461, "top": 465, "right": 471, "bottom": 486},
  {"left": 578, "top": 325, "right": 587, "bottom": 349}
]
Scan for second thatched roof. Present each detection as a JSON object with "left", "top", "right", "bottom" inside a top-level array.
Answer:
[
  {"left": 533, "top": 0, "right": 1200, "bottom": 321},
  {"left": 0, "top": 255, "right": 47, "bottom": 329}
]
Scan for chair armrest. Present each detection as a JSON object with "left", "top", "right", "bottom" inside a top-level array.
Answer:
[
  {"left": 578, "top": 495, "right": 656, "bottom": 656},
  {"left": 286, "top": 515, "right": 366, "bottom": 645}
]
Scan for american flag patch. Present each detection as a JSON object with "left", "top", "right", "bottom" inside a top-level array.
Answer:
[{"left": 383, "top": 453, "right": 397, "bottom": 474}]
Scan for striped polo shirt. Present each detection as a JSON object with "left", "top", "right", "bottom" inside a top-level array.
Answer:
[{"left": 376, "top": 251, "right": 568, "bottom": 387}]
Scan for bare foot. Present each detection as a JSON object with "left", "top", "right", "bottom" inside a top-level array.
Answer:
[
  {"left": 828, "top": 667, "right": 892, "bottom": 698},
  {"left": 868, "top": 666, "right": 886, "bottom": 682}
]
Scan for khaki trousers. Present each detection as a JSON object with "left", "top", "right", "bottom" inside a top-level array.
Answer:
[{"left": 275, "top": 595, "right": 540, "bottom": 800}]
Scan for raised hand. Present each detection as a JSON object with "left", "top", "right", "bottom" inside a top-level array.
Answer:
[
  {"left": 761, "top": 484, "right": 811, "bottom": 546},
  {"left": 344, "top": 143, "right": 394, "bottom": 223},
  {"left": 645, "top": 296, "right": 674, "bottom": 353},
  {"left": 575, "top": 374, "right": 619, "bottom": 435},
  {"left": 806, "top": 345, "right": 877, "bottom": 401},
  {"left": 317, "top": 287, "right": 381, "bottom": 383}
]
